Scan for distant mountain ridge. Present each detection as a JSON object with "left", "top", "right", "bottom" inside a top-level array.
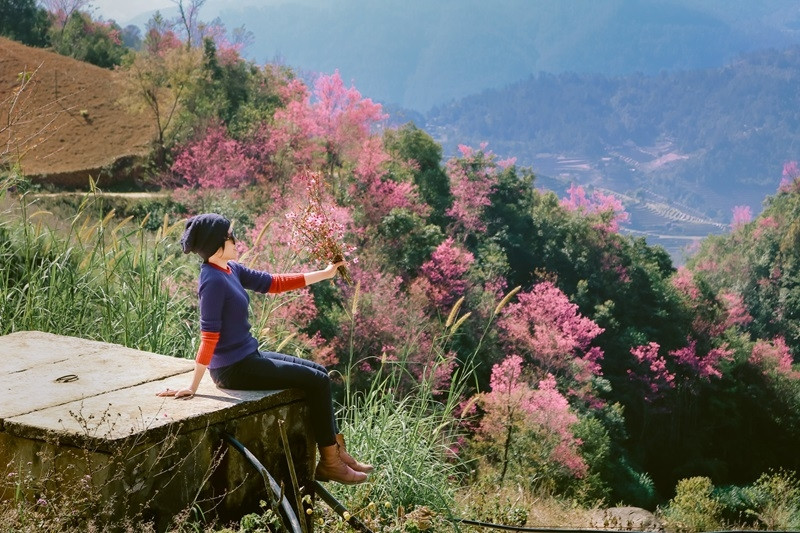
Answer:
[{"left": 209, "top": 0, "right": 800, "bottom": 111}]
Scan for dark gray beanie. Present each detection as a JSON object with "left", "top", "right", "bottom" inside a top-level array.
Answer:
[{"left": 180, "top": 213, "right": 230, "bottom": 260}]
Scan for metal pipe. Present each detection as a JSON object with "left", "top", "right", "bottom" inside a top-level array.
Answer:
[
  {"left": 221, "top": 431, "right": 303, "bottom": 533},
  {"left": 313, "top": 480, "right": 374, "bottom": 533}
]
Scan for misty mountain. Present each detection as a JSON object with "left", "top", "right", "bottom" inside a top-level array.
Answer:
[{"left": 211, "top": 0, "right": 800, "bottom": 111}]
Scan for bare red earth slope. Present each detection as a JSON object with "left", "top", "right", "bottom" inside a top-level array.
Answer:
[{"left": 1, "top": 37, "right": 156, "bottom": 188}]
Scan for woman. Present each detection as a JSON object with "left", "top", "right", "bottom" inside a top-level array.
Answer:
[{"left": 158, "top": 213, "right": 371, "bottom": 485}]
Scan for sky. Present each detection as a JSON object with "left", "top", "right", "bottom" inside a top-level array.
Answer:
[
  {"left": 89, "top": 0, "right": 172, "bottom": 25},
  {"left": 88, "top": 0, "right": 269, "bottom": 26},
  {"left": 91, "top": 0, "right": 167, "bottom": 25}
]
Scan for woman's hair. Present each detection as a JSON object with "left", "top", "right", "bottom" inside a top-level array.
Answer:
[{"left": 180, "top": 213, "right": 231, "bottom": 260}]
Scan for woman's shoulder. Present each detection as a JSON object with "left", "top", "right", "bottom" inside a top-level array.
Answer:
[{"left": 229, "top": 261, "right": 270, "bottom": 276}]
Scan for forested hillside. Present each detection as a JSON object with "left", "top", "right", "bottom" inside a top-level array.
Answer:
[{"left": 426, "top": 46, "right": 800, "bottom": 231}]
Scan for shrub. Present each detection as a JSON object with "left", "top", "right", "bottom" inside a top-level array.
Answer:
[
  {"left": 659, "top": 476, "right": 722, "bottom": 533},
  {"left": 712, "top": 484, "right": 760, "bottom": 527},
  {"left": 744, "top": 469, "right": 800, "bottom": 530}
]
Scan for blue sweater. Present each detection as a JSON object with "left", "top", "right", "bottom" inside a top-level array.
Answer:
[{"left": 198, "top": 261, "right": 274, "bottom": 369}]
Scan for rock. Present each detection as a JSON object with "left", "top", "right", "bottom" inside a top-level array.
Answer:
[{"left": 589, "top": 506, "right": 664, "bottom": 532}]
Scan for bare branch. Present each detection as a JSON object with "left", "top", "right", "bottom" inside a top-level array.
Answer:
[
  {"left": 171, "top": 0, "right": 208, "bottom": 49},
  {"left": 1, "top": 64, "right": 71, "bottom": 170}
]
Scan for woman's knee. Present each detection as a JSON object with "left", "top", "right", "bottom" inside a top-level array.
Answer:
[{"left": 307, "top": 368, "right": 332, "bottom": 391}]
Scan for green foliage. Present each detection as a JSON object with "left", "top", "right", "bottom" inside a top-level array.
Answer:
[
  {"left": 50, "top": 11, "right": 129, "bottom": 68},
  {"left": 711, "top": 470, "right": 800, "bottom": 530},
  {"left": 118, "top": 197, "right": 188, "bottom": 231},
  {"left": 571, "top": 416, "right": 612, "bottom": 504},
  {"left": 384, "top": 124, "right": 452, "bottom": 226},
  {"left": 660, "top": 476, "right": 723, "bottom": 533},
  {"left": 0, "top": 0, "right": 49, "bottom": 46},
  {"left": 333, "top": 359, "right": 469, "bottom": 516},
  {"left": 376, "top": 208, "right": 444, "bottom": 276},
  {"left": 480, "top": 166, "right": 538, "bottom": 288},
  {"left": 681, "top": 181, "right": 800, "bottom": 489},
  {"left": 237, "top": 501, "right": 282, "bottom": 532},
  {"left": 744, "top": 469, "right": 800, "bottom": 530}
]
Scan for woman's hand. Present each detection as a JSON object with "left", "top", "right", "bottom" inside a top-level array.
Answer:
[
  {"left": 323, "top": 261, "right": 346, "bottom": 280},
  {"left": 156, "top": 387, "right": 195, "bottom": 399},
  {"left": 304, "top": 261, "right": 347, "bottom": 285}
]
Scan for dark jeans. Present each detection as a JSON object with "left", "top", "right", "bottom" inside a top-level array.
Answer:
[{"left": 209, "top": 350, "right": 338, "bottom": 447}]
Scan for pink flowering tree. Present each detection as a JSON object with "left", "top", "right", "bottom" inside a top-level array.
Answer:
[
  {"left": 418, "top": 238, "right": 475, "bottom": 311},
  {"left": 527, "top": 374, "right": 588, "bottom": 479},
  {"left": 476, "top": 355, "right": 587, "bottom": 484},
  {"left": 312, "top": 70, "right": 387, "bottom": 177},
  {"left": 171, "top": 121, "right": 256, "bottom": 189},
  {"left": 266, "top": 79, "right": 324, "bottom": 173},
  {"left": 750, "top": 337, "right": 798, "bottom": 379},
  {"left": 476, "top": 354, "right": 536, "bottom": 482},
  {"left": 264, "top": 71, "right": 387, "bottom": 183},
  {"left": 719, "top": 292, "right": 753, "bottom": 330},
  {"left": 627, "top": 338, "right": 733, "bottom": 404},
  {"left": 497, "top": 281, "right": 605, "bottom": 403},
  {"left": 142, "top": 12, "right": 182, "bottom": 56},
  {"left": 731, "top": 205, "right": 753, "bottom": 229},
  {"left": 350, "top": 136, "right": 428, "bottom": 226},
  {"left": 444, "top": 143, "right": 503, "bottom": 236},
  {"left": 258, "top": 72, "right": 417, "bottom": 238},
  {"left": 672, "top": 266, "right": 743, "bottom": 338},
  {"left": 561, "top": 183, "right": 630, "bottom": 233},
  {"left": 331, "top": 258, "right": 452, "bottom": 393},
  {"left": 668, "top": 338, "right": 733, "bottom": 384},
  {"left": 779, "top": 160, "right": 800, "bottom": 193},
  {"left": 627, "top": 342, "right": 676, "bottom": 404},
  {"left": 752, "top": 215, "right": 781, "bottom": 240}
]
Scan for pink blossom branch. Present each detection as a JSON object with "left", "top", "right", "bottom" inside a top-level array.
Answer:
[{"left": 285, "top": 170, "right": 356, "bottom": 283}]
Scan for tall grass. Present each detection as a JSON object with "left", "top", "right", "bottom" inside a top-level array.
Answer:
[
  {"left": 0, "top": 179, "right": 195, "bottom": 356},
  {"left": 320, "top": 294, "right": 490, "bottom": 533}
]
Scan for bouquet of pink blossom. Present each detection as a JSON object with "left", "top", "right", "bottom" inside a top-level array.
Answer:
[{"left": 286, "top": 170, "right": 355, "bottom": 284}]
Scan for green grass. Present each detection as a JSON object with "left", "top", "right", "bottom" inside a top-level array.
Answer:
[{"left": 0, "top": 181, "right": 195, "bottom": 355}]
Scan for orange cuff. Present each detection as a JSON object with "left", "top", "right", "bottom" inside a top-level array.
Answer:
[
  {"left": 268, "top": 273, "right": 306, "bottom": 293},
  {"left": 195, "top": 331, "right": 220, "bottom": 366}
]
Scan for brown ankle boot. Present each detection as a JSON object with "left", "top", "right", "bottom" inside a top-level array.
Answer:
[
  {"left": 315, "top": 444, "right": 368, "bottom": 485},
  {"left": 336, "top": 433, "right": 374, "bottom": 474}
]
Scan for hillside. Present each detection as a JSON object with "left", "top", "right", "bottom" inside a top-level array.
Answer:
[
  {"left": 0, "top": 37, "right": 155, "bottom": 188},
  {"left": 423, "top": 46, "right": 800, "bottom": 258}
]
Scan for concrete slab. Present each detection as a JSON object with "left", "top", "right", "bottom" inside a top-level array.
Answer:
[
  {"left": 0, "top": 331, "right": 194, "bottom": 420},
  {"left": 0, "top": 331, "right": 316, "bottom": 531},
  {"left": 4, "top": 372, "right": 304, "bottom": 450},
  {"left": 0, "top": 330, "right": 112, "bottom": 373}
]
